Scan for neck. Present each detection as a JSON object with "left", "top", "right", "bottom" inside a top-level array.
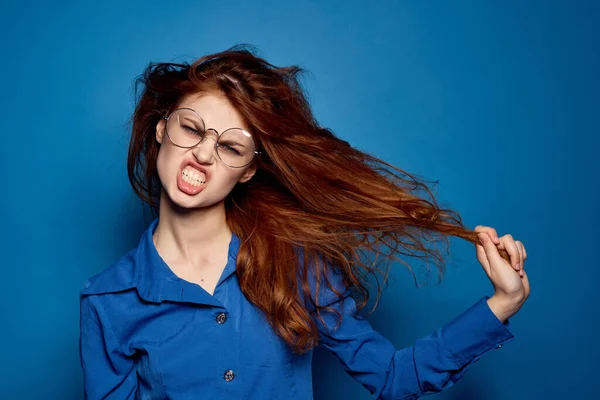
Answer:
[{"left": 153, "top": 189, "right": 232, "bottom": 263}]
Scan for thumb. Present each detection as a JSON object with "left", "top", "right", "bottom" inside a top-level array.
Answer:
[{"left": 477, "top": 232, "right": 504, "bottom": 267}]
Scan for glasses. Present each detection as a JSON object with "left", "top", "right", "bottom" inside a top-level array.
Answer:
[{"left": 163, "top": 108, "right": 261, "bottom": 168}]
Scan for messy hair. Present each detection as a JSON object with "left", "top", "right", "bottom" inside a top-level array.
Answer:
[{"left": 128, "top": 44, "right": 481, "bottom": 354}]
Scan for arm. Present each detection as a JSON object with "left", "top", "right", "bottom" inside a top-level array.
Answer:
[
  {"left": 315, "top": 293, "right": 514, "bottom": 400},
  {"left": 79, "top": 294, "right": 138, "bottom": 399}
]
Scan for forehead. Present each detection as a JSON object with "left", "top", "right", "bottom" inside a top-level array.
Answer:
[{"left": 177, "top": 92, "right": 249, "bottom": 132}]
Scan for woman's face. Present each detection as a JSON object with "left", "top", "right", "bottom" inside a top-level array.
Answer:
[{"left": 155, "top": 92, "right": 257, "bottom": 210}]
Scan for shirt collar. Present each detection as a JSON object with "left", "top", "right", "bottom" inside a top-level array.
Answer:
[{"left": 132, "top": 217, "right": 240, "bottom": 307}]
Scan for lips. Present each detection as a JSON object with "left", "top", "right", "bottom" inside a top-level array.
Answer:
[{"left": 177, "top": 159, "right": 211, "bottom": 196}]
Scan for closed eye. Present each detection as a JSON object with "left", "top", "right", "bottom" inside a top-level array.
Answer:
[
  {"left": 183, "top": 125, "right": 201, "bottom": 135},
  {"left": 219, "top": 143, "right": 242, "bottom": 156}
]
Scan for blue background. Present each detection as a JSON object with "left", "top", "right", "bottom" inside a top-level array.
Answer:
[{"left": 1, "top": 0, "right": 598, "bottom": 398}]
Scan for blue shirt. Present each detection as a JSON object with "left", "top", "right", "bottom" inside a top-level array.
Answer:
[{"left": 79, "top": 218, "right": 514, "bottom": 399}]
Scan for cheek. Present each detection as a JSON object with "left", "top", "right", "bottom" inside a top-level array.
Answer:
[
  {"left": 156, "top": 146, "right": 178, "bottom": 186},
  {"left": 214, "top": 169, "right": 243, "bottom": 189},
  {"left": 156, "top": 148, "right": 167, "bottom": 181},
  {"left": 209, "top": 168, "right": 247, "bottom": 197}
]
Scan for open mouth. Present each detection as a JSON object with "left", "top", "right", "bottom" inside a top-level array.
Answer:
[
  {"left": 181, "top": 166, "right": 206, "bottom": 186},
  {"left": 177, "top": 162, "right": 209, "bottom": 195}
]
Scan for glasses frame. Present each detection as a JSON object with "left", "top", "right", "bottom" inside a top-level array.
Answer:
[{"left": 163, "top": 107, "right": 261, "bottom": 169}]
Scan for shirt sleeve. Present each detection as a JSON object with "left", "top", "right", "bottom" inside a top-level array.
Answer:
[
  {"left": 313, "top": 283, "right": 515, "bottom": 399},
  {"left": 79, "top": 294, "right": 138, "bottom": 399}
]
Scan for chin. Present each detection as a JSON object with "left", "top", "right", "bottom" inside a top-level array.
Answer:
[
  {"left": 171, "top": 190, "right": 226, "bottom": 212},
  {"left": 161, "top": 186, "right": 197, "bottom": 210}
]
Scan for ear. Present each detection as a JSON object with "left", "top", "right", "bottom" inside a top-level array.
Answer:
[
  {"left": 238, "top": 163, "right": 257, "bottom": 183},
  {"left": 156, "top": 118, "right": 166, "bottom": 144}
]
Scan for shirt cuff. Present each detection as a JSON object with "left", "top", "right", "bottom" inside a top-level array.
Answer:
[{"left": 442, "top": 296, "right": 515, "bottom": 367}]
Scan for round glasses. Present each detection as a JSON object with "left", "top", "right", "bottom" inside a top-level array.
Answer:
[{"left": 163, "top": 108, "right": 260, "bottom": 168}]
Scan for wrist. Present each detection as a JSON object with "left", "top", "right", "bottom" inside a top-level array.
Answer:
[{"left": 486, "top": 295, "right": 521, "bottom": 324}]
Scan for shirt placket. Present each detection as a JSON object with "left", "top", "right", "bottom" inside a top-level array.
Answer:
[{"left": 212, "top": 267, "right": 243, "bottom": 397}]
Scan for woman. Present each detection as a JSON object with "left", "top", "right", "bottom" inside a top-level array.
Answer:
[{"left": 79, "top": 45, "right": 530, "bottom": 399}]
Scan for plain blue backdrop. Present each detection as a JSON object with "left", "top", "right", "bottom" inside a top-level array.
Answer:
[{"left": 1, "top": 0, "right": 598, "bottom": 399}]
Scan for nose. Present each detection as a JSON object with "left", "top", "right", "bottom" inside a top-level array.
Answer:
[{"left": 191, "top": 129, "right": 219, "bottom": 163}]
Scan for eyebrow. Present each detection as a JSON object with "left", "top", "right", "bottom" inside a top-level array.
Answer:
[
  {"left": 180, "top": 115, "right": 203, "bottom": 125},
  {"left": 220, "top": 140, "right": 248, "bottom": 149},
  {"left": 178, "top": 107, "right": 251, "bottom": 133}
]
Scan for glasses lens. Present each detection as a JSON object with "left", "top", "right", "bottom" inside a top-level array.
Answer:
[
  {"left": 166, "top": 109, "right": 205, "bottom": 147},
  {"left": 217, "top": 129, "right": 257, "bottom": 167},
  {"left": 166, "top": 109, "right": 257, "bottom": 167}
]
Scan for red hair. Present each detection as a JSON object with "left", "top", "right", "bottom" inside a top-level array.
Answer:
[{"left": 128, "top": 44, "right": 482, "bottom": 354}]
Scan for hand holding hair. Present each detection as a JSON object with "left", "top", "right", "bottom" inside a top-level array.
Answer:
[{"left": 474, "top": 225, "right": 530, "bottom": 323}]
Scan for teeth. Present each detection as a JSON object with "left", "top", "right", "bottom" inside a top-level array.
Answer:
[{"left": 182, "top": 166, "right": 206, "bottom": 186}]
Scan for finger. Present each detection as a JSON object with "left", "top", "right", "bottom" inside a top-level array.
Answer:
[
  {"left": 519, "top": 268, "right": 530, "bottom": 298},
  {"left": 475, "top": 243, "right": 491, "bottom": 275},
  {"left": 477, "top": 232, "right": 505, "bottom": 266},
  {"left": 474, "top": 225, "right": 500, "bottom": 244},
  {"left": 499, "top": 234, "right": 521, "bottom": 270},
  {"left": 516, "top": 241, "right": 525, "bottom": 266},
  {"left": 494, "top": 243, "right": 514, "bottom": 265}
]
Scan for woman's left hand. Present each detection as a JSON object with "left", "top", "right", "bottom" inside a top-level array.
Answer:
[{"left": 474, "top": 226, "right": 530, "bottom": 323}]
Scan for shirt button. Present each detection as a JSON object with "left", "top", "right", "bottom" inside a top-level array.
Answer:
[
  {"left": 224, "top": 369, "right": 235, "bottom": 382},
  {"left": 496, "top": 344, "right": 503, "bottom": 349},
  {"left": 216, "top": 312, "right": 227, "bottom": 324}
]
